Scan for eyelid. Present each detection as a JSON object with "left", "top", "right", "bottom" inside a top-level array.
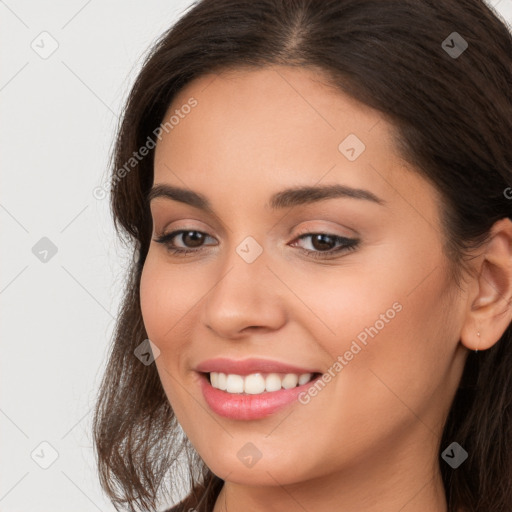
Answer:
[
  {"left": 153, "top": 219, "right": 214, "bottom": 238},
  {"left": 150, "top": 206, "right": 228, "bottom": 239},
  {"left": 154, "top": 222, "right": 356, "bottom": 244},
  {"left": 292, "top": 222, "right": 359, "bottom": 240},
  {"left": 155, "top": 214, "right": 359, "bottom": 239}
]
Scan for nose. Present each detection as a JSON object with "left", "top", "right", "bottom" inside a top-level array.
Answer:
[{"left": 201, "top": 241, "right": 287, "bottom": 339}]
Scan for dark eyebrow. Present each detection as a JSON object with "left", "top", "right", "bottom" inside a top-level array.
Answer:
[
  {"left": 147, "top": 183, "right": 385, "bottom": 212},
  {"left": 269, "top": 184, "right": 385, "bottom": 208}
]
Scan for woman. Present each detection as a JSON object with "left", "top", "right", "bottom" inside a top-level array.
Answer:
[{"left": 92, "top": 1, "right": 512, "bottom": 511}]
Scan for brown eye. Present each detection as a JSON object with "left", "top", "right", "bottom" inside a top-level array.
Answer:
[
  {"left": 309, "top": 234, "right": 337, "bottom": 251},
  {"left": 153, "top": 230, "right": 217, "bottom": 255},
  {"left": 291, "top": 233, "right": 360, "bottom": 260},
  {"left": 178, "top": 231, "right": 206, "bottom": 248},
  {"left": 154, "top": 229, "right": 359, "bottom": 260}
]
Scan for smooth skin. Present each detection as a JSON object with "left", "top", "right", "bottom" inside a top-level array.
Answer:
[{"left": 139, "top": 65, "right": 512, "bottom": 512}]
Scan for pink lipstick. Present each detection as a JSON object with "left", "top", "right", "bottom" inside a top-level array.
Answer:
[{"left": 196, "top": 358, "right": 321, "bottom": 420}]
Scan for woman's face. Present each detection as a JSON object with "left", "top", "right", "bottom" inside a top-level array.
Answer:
[{"left": 140, "top": 66, "right": 469, "bottom": 489}]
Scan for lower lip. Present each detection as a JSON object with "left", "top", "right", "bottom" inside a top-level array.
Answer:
[{"left": 199, "top": 373, "right": 320, "bottom": 420}]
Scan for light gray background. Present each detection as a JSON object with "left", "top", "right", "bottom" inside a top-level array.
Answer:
[{"left": 1, "top": 1, "right": 511, "bottom": 510}]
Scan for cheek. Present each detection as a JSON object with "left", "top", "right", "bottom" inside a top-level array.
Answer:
[
  {"left": 139, "top": 255, "right": 195, "bottom": 415},
  {"left": 311, "top": 245, "right": 459, "bottom": 415},
  {"left": 279, "top": 268, "right": 459, "bottom": 475},
  {"left": 139, "top": 253, "right": 201, "bottom": 343},
  {"left": 335, "top": 266, "right": 458, "bottom": 426},
  {"left": 139, "top": 258, "right": 165, "bottom": 341}
]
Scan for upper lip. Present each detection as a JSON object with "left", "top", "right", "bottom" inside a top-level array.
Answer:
[{"left": 196, "top": 358, "right": 319, "bottom": 376}]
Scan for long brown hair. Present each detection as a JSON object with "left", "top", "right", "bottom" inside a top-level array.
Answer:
[{"left": 92, "top": 1, "right": 512, "bottom": 510}]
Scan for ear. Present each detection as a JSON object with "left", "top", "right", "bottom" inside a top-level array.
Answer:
[{"left": 460, "top": 217, "right": 512, "bottom": 351}]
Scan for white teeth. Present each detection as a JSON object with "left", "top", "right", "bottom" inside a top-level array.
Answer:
[
  {"left": 217, "top": 372, "right": 227, "bottom": 391},
  {"left": 209, "top": 372, "right": 314, "bottom": 394},
  {"left": 225, "top": 374, "right": 244, "bottom": 393},
  {"left": 265, "top": 373, "right": 282, "bottom": 392},
  {"left": 244, "top": 374, "right": 266, "bottom": 394},
  {"left": 282, "top": 373, "right": 299, "bottom": 389},
  {"left": 298, "top": 373, "right": 312, "bottom": 385}
]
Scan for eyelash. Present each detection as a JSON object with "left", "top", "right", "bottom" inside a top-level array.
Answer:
[{"left": 153, "top": 229, "right": 360, "bottom": 260}]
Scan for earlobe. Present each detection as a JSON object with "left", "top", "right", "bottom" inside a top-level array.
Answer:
[{"left": 460, "top": 217, "right": 512, "bottom": 352}]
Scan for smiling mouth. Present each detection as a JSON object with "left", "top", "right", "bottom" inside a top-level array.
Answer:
[{"left": 204, "top": 371, "right": 321, "bottom": 394}]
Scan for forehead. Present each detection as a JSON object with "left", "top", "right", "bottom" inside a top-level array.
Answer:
[
  {"left": 158, "top": 65, "right": 390, "bottom": 151},
  {"left": 151, "top": 65, "right": 440, "bottom": 226}
]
